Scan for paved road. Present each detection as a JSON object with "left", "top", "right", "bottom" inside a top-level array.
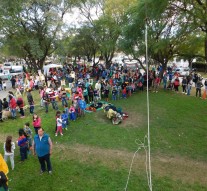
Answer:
[{"left": 0, "top": 80, "right": 12, "bottom": 100}]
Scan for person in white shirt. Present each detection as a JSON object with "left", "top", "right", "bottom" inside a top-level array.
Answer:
[
  {"left": 4, "top": 136, "right": 15, "bottom": 170},
  {"left": 55, "top": 114, "right": 64, "bottom": 136},
  {"left": 3, "top": 81, "right": 6, "bottom": 90},
  {"left": 95, "top": 80, "right": 102, "bottom": 99}
]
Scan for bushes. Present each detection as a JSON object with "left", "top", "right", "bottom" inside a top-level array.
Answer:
[{"left": 192, "top": 62, "right": 207, "bottom": 72}]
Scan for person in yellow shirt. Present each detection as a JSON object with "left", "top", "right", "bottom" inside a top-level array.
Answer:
[{"left": 0, "top": 153, "right": 9, "bottom": 191}]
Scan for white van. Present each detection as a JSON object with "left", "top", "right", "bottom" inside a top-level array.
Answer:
[
  {"left": 0, "top": 66, "right": 23, "bottom": 80},
  {"left": 3, "top": 62, "right": 13, "bottom": 70},
  {"left": 174, "top": 67, "right": 190, "bottom": 76}
]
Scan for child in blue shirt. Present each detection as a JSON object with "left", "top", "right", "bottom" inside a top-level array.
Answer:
[
  {"left": 78, "top": 98, "right": 86, "bottom": 117},
  {"left": 64, "top": 104, "right": 69, "bottom": 115},
  {"left": 112, "top": 87, "right": 118, "bottom": 101},
  {"left": 61, "top": 111, "right": 69, "bottom": 130}
]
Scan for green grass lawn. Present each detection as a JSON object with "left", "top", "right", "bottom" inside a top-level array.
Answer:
[{"left": 0, "top": 87, "right": 207, "bottom": 191}]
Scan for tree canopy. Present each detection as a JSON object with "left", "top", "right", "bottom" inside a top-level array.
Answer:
[
  {"left": 0, "top": 0, "right": 75, "bottom": 71},
  {"left": 0, "top": 0, "right": 206, "bottom": 70}
]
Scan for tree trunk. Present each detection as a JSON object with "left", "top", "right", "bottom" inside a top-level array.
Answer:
[{"left": 159, "top": 62, "right": 167, "bottom": 79}]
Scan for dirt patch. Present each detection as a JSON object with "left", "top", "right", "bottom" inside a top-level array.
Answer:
[
  {"left": 53, "top": 143, "right": 207, "bottom": 186},
  {"left": 94, "top": 110, "right": 144, "bottom": 128},
  {"left": 94, "top": 111, "right": 110, "bottom": 124},
  {"left": 119, "top": 111, "right": 144, "bottom": 128}
]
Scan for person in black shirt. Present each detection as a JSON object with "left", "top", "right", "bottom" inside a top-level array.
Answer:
[
  {"left": 0, "top": 78, "right": 2, "bottom": 91},
  {"left": 112, "top": 87, "right": 118, "bottom": 101},
  {"left": 0, "top": 99, "right": 2, "bottom": 122},
  {"left": 2, "top": 98, "right": 8, "bottom": 110},
  {"left": 10, "top": 76, "right": 16, "bottom": 89},
  {"left": 27, "top": 89, "right": 34, "bottom": 114}
]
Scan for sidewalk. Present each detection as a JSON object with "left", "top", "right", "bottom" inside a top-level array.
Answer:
[{"left": 0, "top": 80, "right": 12, "bottom": 99}]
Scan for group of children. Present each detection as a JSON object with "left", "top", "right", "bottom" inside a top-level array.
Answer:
[
  {"left": 3, "top": 122, "right": 32, "bottom": 171},
  {"left": 54, "top": 98, "right": 86, "bottom": 136}
]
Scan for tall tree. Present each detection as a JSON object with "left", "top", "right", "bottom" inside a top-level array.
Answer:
[
  {"left": 171, "top": 0, "right": 207, "bottom": 70},
  {"left": 78, "top": 0, "right": 121, "bottom": 68},
  {"left": 119, "top": 0, "right": 187, "bottom": 75},
  {"left": 0, "top": 0, "right": 74, "bottom": 71},
  {"left": 176, "top": 33, "right": 205, "bottom": 69}
]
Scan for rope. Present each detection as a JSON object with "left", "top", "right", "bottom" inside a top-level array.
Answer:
[
  {"left": 145, "top": 20, "right": 153, "bottom": 191},
  {"left": 124, "top": 137, "right": 148, "bottom": 191},
  {"left": 124, "top": 18, "right": 153, "bottom": 191}
]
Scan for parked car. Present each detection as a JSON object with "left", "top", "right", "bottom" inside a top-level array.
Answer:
[
  {"left": 0, "top": 70, "right": 10, "bottom": 80},
  {"left": 3, "top": 62, "right": 13, "bottom": 70},
  {"left": 0, "top": 67, "right": 24, "bottom": 80},
  {"left": 173, "top": 67, "right": 190, "bottom": 76},
  {"left": 124, "top": 60, "right": 139, "bottom": 69}
]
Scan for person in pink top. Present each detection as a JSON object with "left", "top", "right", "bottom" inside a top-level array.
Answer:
[
  {"left": 76, "top": 86, "right": 82, "bottom": 94},
  {"left": 29, "top": 79, "right": 34, "bottom": 90},
  {"left": 153, "top": 76, "right": 161, "bottom": 93},
  {"left": 69, "top": 105, "right": 76, "bottom": 121},
  {"left": 32, "top": 113, "right": 41, "bottom": 134},
  {"left": 39, "top": 87, "right": 45, "bottom": 107}
]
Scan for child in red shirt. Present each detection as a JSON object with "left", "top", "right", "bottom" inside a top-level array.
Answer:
[{"left": 122, "top": 87, "right": 127, "bottom": 99}]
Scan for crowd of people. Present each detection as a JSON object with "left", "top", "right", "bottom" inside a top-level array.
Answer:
[
  {"left": 0, "top": 63, "right": 206, "bottom": 121},
  {"left": 0, "top": 62, "right": 206, "bottom": 190}
]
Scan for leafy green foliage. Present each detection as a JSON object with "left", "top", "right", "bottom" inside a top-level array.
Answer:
[{"left": 0, "top": 0, "right": 75, "bottom": 71}]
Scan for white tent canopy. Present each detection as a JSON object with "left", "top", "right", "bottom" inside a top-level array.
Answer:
[{"left": 43, "top": 64, "right": 63, "bottom": 75}]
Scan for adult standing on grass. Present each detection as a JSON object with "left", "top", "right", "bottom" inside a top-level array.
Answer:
[
  {"left": 196, "top": 80, "right": 203, "bottom": 98},
  {"left": 10, "top": 76, "right": 16, "bottom": 89},
  {"left": 174, "top": 77, "right": 180, "bottom": 92},
  {"left": 32, "top": 128, "right": 53, "bottom": 174},
  {"left": 16, "top": 95, "right": 25, "bottom": 118},
  {"left": 27, "top": 89, "right": 34, "bottom": 114},
  {"left": 9, "top": 95, "right": 17, "bottom": 120},
  {"left": 182, "top": 76, "right": 187, "bottom": 94}
]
